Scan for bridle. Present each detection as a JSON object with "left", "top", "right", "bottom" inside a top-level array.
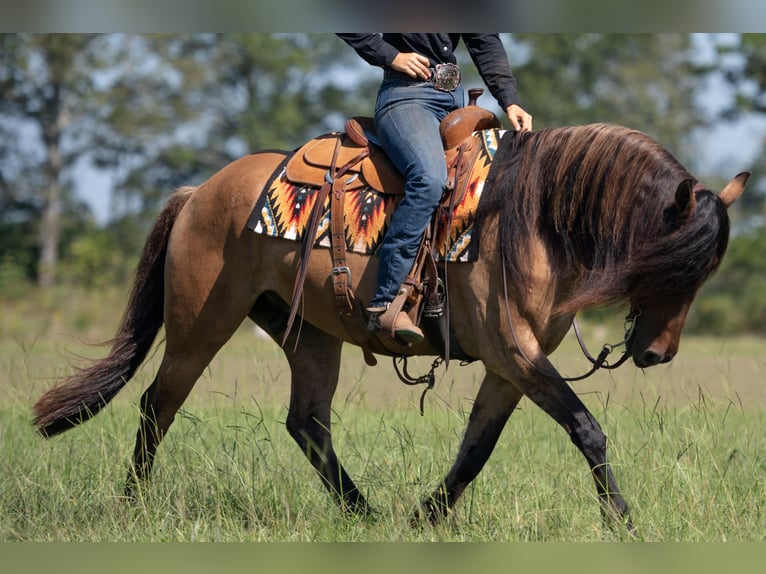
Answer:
[{"left": 567, "top": 307, "right": 640, "bottom": 381}]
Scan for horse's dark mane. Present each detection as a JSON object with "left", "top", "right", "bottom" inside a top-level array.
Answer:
[{"left": 477, "top": 123, "right": 730, "bottom": 314}]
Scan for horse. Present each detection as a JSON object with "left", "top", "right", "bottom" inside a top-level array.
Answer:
[{"left": 32, "top": 122, "right": 747, "bottom": 530}]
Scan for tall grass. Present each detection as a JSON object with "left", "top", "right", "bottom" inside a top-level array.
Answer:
[
  {"left": 1, "top": 365, "right": 763, "bottom": 541},
  {"left": 1, "top": 288, "right": 764, "bottom": 541}
]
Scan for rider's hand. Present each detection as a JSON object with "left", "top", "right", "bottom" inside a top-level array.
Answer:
[
  {"left": 506, "top": 104, "right": 533, "bottom": 132},
  {"left": 391, "top": 52, "right": 432, "bottom": 80}
]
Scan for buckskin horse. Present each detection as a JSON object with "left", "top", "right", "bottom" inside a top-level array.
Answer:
[{"left": 32, "top": 118, "right": 747, "bottom": 530}]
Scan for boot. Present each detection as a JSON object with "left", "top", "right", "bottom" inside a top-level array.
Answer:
[{"left": 367, "top": 306, "right": 424, "bottom": 344}]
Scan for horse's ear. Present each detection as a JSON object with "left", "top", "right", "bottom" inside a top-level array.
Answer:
[
  {"left": 719, "top": 171, "right": 749, "bottom": 208},
  {"left": 675, "top": 179, "right": 696, "bottom": 222}
]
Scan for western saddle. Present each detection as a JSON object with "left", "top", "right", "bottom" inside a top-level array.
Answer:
[{"left": 282, "top": 89, "right": 501, "bottom": 366}]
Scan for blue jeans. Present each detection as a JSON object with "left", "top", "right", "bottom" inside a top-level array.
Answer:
[{"left": 368, "top": 78, "right": 465, "bottom": 308}]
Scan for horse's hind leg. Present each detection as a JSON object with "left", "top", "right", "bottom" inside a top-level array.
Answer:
[
  {"left": 126, "top": 235, "right": 257, "bottom": 497},
  {"left": 126, "top": 306, "right": 254, "bottom": 496},
  {"left": 127, "top": 348, "right": 219, "bottom": 496},
  {"left": 250, "top": 299, "right": 371, "bottom": 516},
  {"left": 416, "top": 370, "right": 523, "bottom": 523}
]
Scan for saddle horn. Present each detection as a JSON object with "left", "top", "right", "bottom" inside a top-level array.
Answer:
[{"left": 467, "top": 88, "right": 483, "bottom": 106}]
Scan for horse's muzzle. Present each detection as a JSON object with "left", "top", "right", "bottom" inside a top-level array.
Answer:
[{"left": 634, "top": 348, "right": 675, "bottom": 368}]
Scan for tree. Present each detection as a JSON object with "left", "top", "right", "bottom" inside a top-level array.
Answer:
[
  {"left": 0, "top": 34, "right": 378, "bottom": 290},
  {"left": 0, "top": 34, "right": 103, "bottom": 288},
  {"left": 104, "top": 34, "right": 379, "bottom": 219},
  {"left": 688, "top": 226, "right": 766, "bottom": 335},
  {"left": 716, "top": 33, "right": 766, "bottom": 219},
  {"left": 509, "top": 34, "right": 706, "bottom": 164}
]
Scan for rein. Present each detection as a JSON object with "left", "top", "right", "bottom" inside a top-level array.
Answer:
[
  {"left": 393, "top": 356, "right": 444, "bottom": 415},
  {"left": 391, "top": 259, "right": 640, "bottom": 413},
  {"left": 565, "top": 310, "right": 639, "bottom": 381},
  {"left": 501, "top": 256, "right": 639, "bottom": 382}
]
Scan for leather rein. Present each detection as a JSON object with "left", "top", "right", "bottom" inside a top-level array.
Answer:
[
  {"left": 391, "top": 260, "right": 639, "bottom": 415},
  {"left": 501, "top": 256, "right": 640, "bottom": 382}
]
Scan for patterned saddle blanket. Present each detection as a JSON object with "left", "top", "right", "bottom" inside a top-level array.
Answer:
[{"left": 247, "top": 128, "right": 505, "bottom": 263}]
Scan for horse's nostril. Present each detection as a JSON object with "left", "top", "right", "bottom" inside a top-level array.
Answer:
[{"left": 639, "top": 351, "right": 662, "bottom": 367}]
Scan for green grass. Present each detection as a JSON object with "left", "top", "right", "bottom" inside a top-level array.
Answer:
[
  {"left": 1, "top": 288, "right": 764, "bottom": 541},
  {"left": 2, "top": 358, "right": 764, "bottom": 541}
]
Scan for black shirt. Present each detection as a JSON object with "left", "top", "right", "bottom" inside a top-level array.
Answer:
[{"left": 337, "top": 33, "right": 520, "bottom": 109}]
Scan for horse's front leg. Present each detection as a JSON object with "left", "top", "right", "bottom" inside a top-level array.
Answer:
[
  {"left": 514, "top": 358, "right": 633, "bottom": 531},
  {"left": 415, "top": 370, "right": 523, "bottom": 524}
]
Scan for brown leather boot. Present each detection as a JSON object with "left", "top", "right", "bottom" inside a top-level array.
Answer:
[
  {"left": 388, "top": 310, "right": 424, "bottom": 343},
  {"left": 367, "top": 306, "right": 424, "bottom": 344}
]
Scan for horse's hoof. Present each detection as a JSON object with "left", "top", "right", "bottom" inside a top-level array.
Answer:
[{"left": 410, "top": 499, "right": 446, "bottom": 528}]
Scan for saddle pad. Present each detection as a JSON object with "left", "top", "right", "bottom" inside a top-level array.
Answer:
[{"left": 246, "top": 128, "right": 504, "bottom": 263}]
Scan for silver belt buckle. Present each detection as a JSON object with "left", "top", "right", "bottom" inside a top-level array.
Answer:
[{"left": 433, "top": 63, "right": 460, "bottom": 92}]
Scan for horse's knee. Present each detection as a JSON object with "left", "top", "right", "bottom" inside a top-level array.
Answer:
[
  {"left": 286, "top": 411, "right": 325, "bottom": 449},
  {"left": 568, "top": 414, "right": 607, "bottom": 457}
]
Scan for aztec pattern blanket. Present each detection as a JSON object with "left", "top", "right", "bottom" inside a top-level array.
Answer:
[{"left": 246, "top": 128, "right": 504, "bottom": 263}]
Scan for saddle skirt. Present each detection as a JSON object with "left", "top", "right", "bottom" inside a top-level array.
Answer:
[{"left": 247, "top": 127, "right": 505, "bottom": 263}]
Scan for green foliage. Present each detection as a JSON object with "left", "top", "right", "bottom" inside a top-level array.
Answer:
[
  {"left": 512, "top": 34, "right": 704, "bottom": 160},
  {"left": 688, "top": 226, "right": 766, "bottom": 335},
  {"left": 59, "top": 231, "right": 120, "bottom": 289},
  {"left": 0, "top": 257, "right": 33, "bottom": 300},
  {"left": 0, "top": 215, "right": 37, "bottom": 298},
  {"left": 715, "top": 34, "right": 766, "bottom": 216}
]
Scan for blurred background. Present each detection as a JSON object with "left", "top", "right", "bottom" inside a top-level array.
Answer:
[{"left": 1, "top": 33, "right": 765, "bottom": 337}]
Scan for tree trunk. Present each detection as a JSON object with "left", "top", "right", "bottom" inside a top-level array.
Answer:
[
  {"left": 38, "top": 115, "right": 63, "bottom": 289},
  {"left": 38, "top": 176, "right": 61, "bottom": 289}
]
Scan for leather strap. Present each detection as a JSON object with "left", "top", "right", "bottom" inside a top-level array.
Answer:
[
  {"left": 329, "top": 168, "right": 378, "bottom": 366},
  {"left": 445, "top": 140, "right": 469, "bottom": 191},
  {"left": 283, "top": 133, "right": 377, "bottom": 365},
  {"left": 283, "top": 139, "right": 341, "bottom": 347},
  {"left": 330, "top": 178, "right": 353, "bottom": 313},
  {"left": 284, "top": 138, "right": 362, "bottom": 341}
]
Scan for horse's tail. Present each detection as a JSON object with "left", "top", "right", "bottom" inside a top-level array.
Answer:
[{"left": 33, "top": 186, "right": 196, "bottom": 438}]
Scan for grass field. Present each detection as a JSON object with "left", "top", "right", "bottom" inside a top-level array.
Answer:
[{"left": 1, "top": 288, "right": 764, "bottom": 541}]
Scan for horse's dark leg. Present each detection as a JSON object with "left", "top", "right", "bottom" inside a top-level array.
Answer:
[
  {"left": 416, "top": 370, "right": 523, "bottom": 524},
  {"left": 284, "top": 327, "right": 372, "bottom": 515},
  {"left": 126, "top": 345, "right": 229, "bottom": 498},
  {"left": 250, "top": 301, "right": 372, "bottom": 516},
  {"left": 514, "top": 360, "right": 632, "bottom": 530}
]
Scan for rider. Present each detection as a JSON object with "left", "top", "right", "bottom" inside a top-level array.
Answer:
[{"left": 337, "top": 33, "right": 533, "bottom": 343}]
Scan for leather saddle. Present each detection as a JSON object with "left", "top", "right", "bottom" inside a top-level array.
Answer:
[
  {"left": 281, "top": 91, "right": 502, "bottom": 365},
  {"left": 284, "top": 99, "right": 501, "bottom": 203}
]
